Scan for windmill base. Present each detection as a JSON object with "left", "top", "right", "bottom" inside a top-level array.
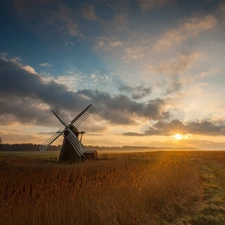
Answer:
[{"left": 59, "top": 137, "right": 83, "bottom": 162}]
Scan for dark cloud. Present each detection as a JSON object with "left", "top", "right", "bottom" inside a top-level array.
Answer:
[
  {"left": 0, "top": 58, "right": 90, "bottom": 126},
  {"left": 136, "top": 0, "right": 173, "bottom": 11},
  {"left": 149, "top": 119, "right": 185, "bottom": 135},
  {"left": 186, "top": 120, "right": 225, "bottom": 136},
  {"left": 81, "top": 4, "right": 97, "bottom": 21},
  {"left": 79, "top": 90, "right": 135, "bottom": 124},
  {"left": 143, "top": 99, "right": 170, "bottom": 120},
  {"left": 124, "top": 119, "right": 225, "bottom": 136},
  {"left": 166, "top": 80, "right": 182, "bottom": 94},
  {"left": 79, "top": 89, "right": 170, "bottom": 124},
  {"left": 0, "top": 97, "right": 53, "bottom": 126},
  {"left": 122, "top": 132, "right": 145, "bottom": 136},
  {"left": 0, "top": 58, "right": 90, "bottom": 109},
  {"left": 0, "top": 58, "right": 170, "bottom": 126},
  {"left": 14, "top": 0, "right": 80, "bottom": 37},
  {"left": 119, "top": 84, "right": 152, "bottom": 99}
]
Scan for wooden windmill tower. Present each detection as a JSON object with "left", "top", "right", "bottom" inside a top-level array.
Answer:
[{"left": 39, "top": 104, "right": 95, "bottom": 162}]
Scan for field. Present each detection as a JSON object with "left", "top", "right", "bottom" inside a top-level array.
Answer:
[{"left": 1, "top": 151, "right": 225, "bottom": 225}]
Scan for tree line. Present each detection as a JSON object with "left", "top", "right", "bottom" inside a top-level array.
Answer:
[
  {"left": 0, "top": 143, "right": 159, "bottom": 152},
  {"left": 0, "top": 144, "right": 61, "bottom": 151},
  {"left": 0, "top": 141, "right": 194, "bottom": 151}
]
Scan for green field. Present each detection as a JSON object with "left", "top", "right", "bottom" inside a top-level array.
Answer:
[{"left": 1, "top": 151, "right": 225, "bottom": 225}]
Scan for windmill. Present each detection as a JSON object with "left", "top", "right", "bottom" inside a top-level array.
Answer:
[{"left": 39, "top": 104, "right": 95, "bottom": 162}]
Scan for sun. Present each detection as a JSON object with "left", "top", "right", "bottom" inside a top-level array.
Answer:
[{"left": 174, "top": 133, "right": 183, "bottom": 140}]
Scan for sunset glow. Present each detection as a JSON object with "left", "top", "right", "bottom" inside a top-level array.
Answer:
[
  {"left": 174, "top": 134, "right": 183, "bottom": 140},
  {"left": 1, "top": 0, "right": 225, "bottom": 149}
]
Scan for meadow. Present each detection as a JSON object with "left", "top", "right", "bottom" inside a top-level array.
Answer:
[{"left": 1, "top": 151, "right": 225, "bottom": 225}]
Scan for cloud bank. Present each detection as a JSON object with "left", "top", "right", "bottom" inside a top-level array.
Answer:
[
  {"left": 124, "top": 119, "right": 225, "bottom": 136},
  {"left": 0, "top": 58, "right": 170, "bottom": 126}
]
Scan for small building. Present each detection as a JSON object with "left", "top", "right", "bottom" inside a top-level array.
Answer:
[{"left": 83, "top": 150, "right": 98, "bottom": 160}]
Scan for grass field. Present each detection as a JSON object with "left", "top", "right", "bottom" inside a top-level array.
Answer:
[
  {"left": 0, "top": 151, "right": 60, "bottom": 158},
  {"left": 1, "top": 151, "right": 225, "bottom": 225}
]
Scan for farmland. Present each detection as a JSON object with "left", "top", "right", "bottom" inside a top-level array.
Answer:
[{"left": 1, "top": 151, "right": 225, "bottom": 224}]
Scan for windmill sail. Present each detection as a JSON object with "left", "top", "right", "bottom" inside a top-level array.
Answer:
[
  {"left": 66, "top": 128, "right": 86, "bottom": 156},
  {"left": 39, "top": 128, "right": 64, "bottom": 151},
  {"left": 52, "top": 106, "right": 71, "bottom": 126},
  {"left": 71, "top": 104, "right": 95, "bottom": 127}
]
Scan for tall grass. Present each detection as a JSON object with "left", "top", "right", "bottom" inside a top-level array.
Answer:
[{"left": 0, "top": 152, "right": 204, "bottom": 225}]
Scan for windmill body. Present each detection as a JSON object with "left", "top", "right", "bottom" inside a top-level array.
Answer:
[
  {"left": 59, "top": 125, "right": 81, "bottom": 161},
  {"left": 39, "top": 104, "right": 95, "bottom": 162}
]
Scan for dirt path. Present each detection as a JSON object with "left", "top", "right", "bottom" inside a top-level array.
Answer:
[{"left": 176, "top": 161, "right": 225, "bottom": 225}]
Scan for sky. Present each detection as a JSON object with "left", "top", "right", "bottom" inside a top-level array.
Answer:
[{"left": 0, "top": 0, "right": 225, "bottom": 149}]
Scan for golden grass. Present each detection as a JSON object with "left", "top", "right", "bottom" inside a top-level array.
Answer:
[{"left": 1, "top": 151, "right": 224, "bottom": 225}]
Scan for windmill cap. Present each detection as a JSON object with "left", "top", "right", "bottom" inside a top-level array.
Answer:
[{"left": 70, "top": 125, "right": 79, "bottom": 134}]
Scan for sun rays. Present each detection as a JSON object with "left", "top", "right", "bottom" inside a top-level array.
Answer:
[{"left": 174, "top": 133, "right": 183, "bottom": 140}]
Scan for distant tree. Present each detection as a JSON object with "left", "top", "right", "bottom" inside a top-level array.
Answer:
[{"left": 0, "top": 138, "right": 2, "bottom": 144}]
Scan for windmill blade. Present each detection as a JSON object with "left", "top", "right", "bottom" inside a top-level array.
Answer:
[
  {"left": 39, "top": 128, "right": 64, "bottom": 151},
  {"left": 70, "top": 104, "right": 95, "bottom": 128},
  {"left": 79, "top": 141, "right": 87, "bottom": 153},
  {"left": 52, "top": 106, "right": 71, "bottom": 126},
  {"left": 66, "top": 128, "right": 86, "bottom": 156}
]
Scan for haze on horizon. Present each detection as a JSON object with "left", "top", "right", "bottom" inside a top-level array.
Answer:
[{"left": 0, "top": 0, "right": 225, "bottom": 150}]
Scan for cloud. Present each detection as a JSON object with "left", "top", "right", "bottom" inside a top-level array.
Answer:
[
  {"left": 23, "top": 65, "right": 37, "bottom": 74},
  {"left": 96, "top": 36, "right": 123, "bottom": 50},
  {"left": 124, "top": 119, "right": 225, "bottom": 136},
  {"left": 136, "top": 0, "right": 173, "bottom": 11},
  {"left": 0, "top": 52, "right": 8, "bottom": 59},
  {"left": 145, "top": 119, "right": 186, "bottom": 135},
  {"left": 97, "top": 10, "right": 129, "bottom": 36},
  {"left": 122, "top": 44, "right": 148, "bottom": 62},
  {"left": 49, "top": 5, "right": 79, "bottom": 37},
  {"left": 153, "top": 15, "right": 217, "bottom": 53},
  {"left": 14, "top": 0, "right": 80, "bottom": 37},
  {"left": 96, "top": 36, "right": 152, "bottom": 66},
  {"left": 106, "top": 13, "right": 128, "bottom": 31},
  {"left": 119, "top": 85, "right": 152, "bottom": 99},
  {"left": 82, "top": 5, "right": 97, "bottom": 21},
  {"left": 0, "top": 129, "right": 42, "bottom": 144},
  {"left": 185, "top": 120, "right": 225, "bottom": 136},
  {"left": 79, "top": 89, "right": 170, "bottom": 124},
  {"left": 40, "top": 62, "right": 52, "bottom": 67},
  {"left": 216, "top": 2, "right": 225, "bottom": 19},
  {"left": 155, "top": 52, "right": 200, "bottom": 76},
  {"left": 0, "top": 58, "right": 90, "bottom": 125},
  {"left": 165, "top": 80, "right": 182, "bottom": 94},
  {"left": 149, "top": 52, "right": 201, "bottom": 95},
  {"left": 0, "top": 58, "right": 171, "bottom": 127},
  {"left": 0, "top": 97, "right": 53, "bottom": 126},
  {"left": 49, "top": 70, "right": 111, "bottom": 91}
]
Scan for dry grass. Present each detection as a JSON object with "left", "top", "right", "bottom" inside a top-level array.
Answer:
[{"left": 1, "top": 151, "right": 222, "bottom": 225}]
